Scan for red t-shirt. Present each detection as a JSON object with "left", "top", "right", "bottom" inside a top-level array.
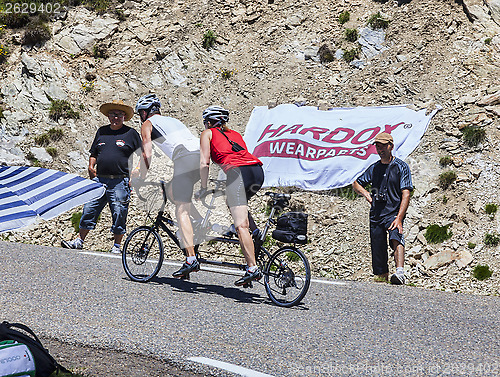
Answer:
[{"left": 209, "top": 128, "right": 262, "bottom": 172}]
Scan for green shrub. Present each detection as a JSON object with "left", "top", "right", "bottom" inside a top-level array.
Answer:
[
  {"left": 438, "top": 170, "right": 456, "bottom": 189},
  {"left": 345, "top": 28, "right": 358, "bottom": 42},
  {"left": 336, "top": 185, "right": 358, "bottom": 200},
  {"left": 424, "top": 224, "right": 452, "bottom": 244},
  {"left": 338, "top": 11, "right": 350, "bottom": 25},
  {"left": 22, "top": 22, "right": 51, "bottom": 45},
  {"left": 114, "top": 8, "right": 126, "bottom": 21},
  {"left": 93, "top": 43, "right": 109, "bottom": 59},
  {"left": 467, "top": 242, "right": 476, "bottom": 249},
  {"left": 343, "top": 47, "right": 360, "bottom": 63},
  {"left": 71, "top": 212, "right": 82, "bottom": 233},
  {"left": 485, "top": 38, "right": 492, "bottom": 45},
  {"left": 0, "top": 8, "right": 30, "bottom": 28},
  {"left": 439, "top": 155, "right": 453, "bottom": 167},
  {"left": 484, "top": 233, "right": 500, "bottom": 246},
  {"left": 49, "top": 100, "right": 80, "bottom": 121},
  {"left": 286, "top": 251, "right": 300, "bottom": 262},
  {"left": 84, "top": 0, "right": 110, "bottom": 13},
  {"left": 220, "top": 68, "right": 235, "bottom": 80},
  {"left": 485, "top": 203, "right": 498, "bottom": 216},
  {"left": 34, "top": 133, "right": 50, "bottom": 146},
  {"left": 442, "top": 195, "right": 448, "bottom": 204},
  {"left": 0, "top": 43, "right": 9, "bottom": 64},
  {"left": 202, "top": 30, "right": 216, "bottom": 50},
  {"left": 46, "top": 147, "right": 57, "bottom": 157},
  {"left": 48, "top": 127, "right": 63, "bottom": 141},
  {"left": 367, "top": 12, "right": 390, "bottom": 29},
  {"left": 318, "top": 44, "right": 334, "bottom": 63},
  {"left": 473, "top": 264, "right": 492, "bottom": 281},
  {"left": 462, "top": 125, "right": 486, "bottom": 147}
]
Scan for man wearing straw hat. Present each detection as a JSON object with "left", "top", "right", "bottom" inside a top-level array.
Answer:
[{"left": 61, "top": 100, "right": 141, "bottom": 253}]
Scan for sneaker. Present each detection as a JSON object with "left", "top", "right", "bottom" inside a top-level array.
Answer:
[
  {"left": 61, "top": 239, "right": 83, "bottom": 250},
  {"left": 172, "top": 260, "right": 200, "bottom": 278},
  {"left": 222, "top": 224, "right": 237, "bottom": 238},
  {"left": 390, "top": 273, "right": 406, "bottom": 285},
  {"left": 235, "top": 268, "right": 263, "bottom": 287},
  {"left": 252, "top": 229, "right": 262, "bottom": 242},
  {"left": 110, "top": 245, "right": 122, "bottom": 254}
]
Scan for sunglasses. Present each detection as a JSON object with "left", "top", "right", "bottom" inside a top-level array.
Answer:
[{"left": 109, "top": 112, "right": 125, "bottom": 118}]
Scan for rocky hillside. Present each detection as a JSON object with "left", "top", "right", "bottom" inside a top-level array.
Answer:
[{"left": 1, "top": 0, "right": 499, "bottom": 295}]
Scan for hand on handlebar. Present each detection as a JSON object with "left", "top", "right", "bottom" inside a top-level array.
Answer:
[{"left": 194, "top": 187, "right": 208, "bottom": 201}]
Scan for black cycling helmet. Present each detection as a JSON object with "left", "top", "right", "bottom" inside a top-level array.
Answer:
[{"left": 202, "top": 106, "right": 229, "bottom": 126}]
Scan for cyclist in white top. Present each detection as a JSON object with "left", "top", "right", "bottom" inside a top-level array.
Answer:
[{"left": 135, "top": 94, "right": 202, "bottom": 278}]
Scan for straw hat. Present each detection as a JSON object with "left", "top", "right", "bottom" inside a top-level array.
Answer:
[{"left": 99, "top": 100, "right": 134, "bottom": 121}]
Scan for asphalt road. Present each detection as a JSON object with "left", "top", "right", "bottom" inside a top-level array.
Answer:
[{"left": 1, "top": 241, "right": 499, "bottom": 376}]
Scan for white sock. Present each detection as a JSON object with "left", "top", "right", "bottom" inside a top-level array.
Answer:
[
  {"left": 187, "top": 256, "right": 197, "bottom": 264},
  {"left": 75, "top": 238, "right": 83, "bottom": 245},
  {"left": 248, "top": 265, "right": 258, "bottom": 273},
  {"left": 396, "top": 267, "right": 404, "bottom": 276}
]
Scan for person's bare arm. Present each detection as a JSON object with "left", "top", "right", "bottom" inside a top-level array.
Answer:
[
  {"left": 388, "top": 189, "right": 411, "bottom": 233},
  {"left": 88, "top": 156, "right": 97, "bottom": 179},
  {"left": 352, "top": 180, "right": 372, "bottom": 204},
  {"left": 140, "top": 120, "right": 153, "bottom": 179},
  {"left": 199, "top": 129, "right": 212, "bottom": 189}
]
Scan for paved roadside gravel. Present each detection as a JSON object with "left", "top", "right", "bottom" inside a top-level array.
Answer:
[{"left": 41, "top": 337, "right": 207, "bottom": 377}]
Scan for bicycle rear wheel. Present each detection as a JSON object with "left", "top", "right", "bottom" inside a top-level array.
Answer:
[
  {"left": 122, "top": 226, "right": 164, "bottom": 282},
  {"left": 264, "top": 247, "right": 311, "bottom": 307}
]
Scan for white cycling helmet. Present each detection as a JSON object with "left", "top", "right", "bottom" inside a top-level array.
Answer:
[
  {"left": 202, "top": 105, "right": 229, "bottom": 125},
  {"left": 135, "top": 94, "right": 161, "bottom": 113}
]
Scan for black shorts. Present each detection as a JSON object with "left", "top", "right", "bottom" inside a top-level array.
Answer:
[
  {"left": 171, "top": 151, "right": 200, "bottom": 203},
  {"left": 225, "top": 164, "right": 264, "bottom": 207}
]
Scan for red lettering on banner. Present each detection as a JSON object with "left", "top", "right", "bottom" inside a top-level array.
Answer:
[
  {"left": 277, "top": 124, "right": 303, "bottom": 137},
  {"left": 352, "top": 127, "right": 380, "bottom": 145},
  {"left": 257, "top": 124, "right": 288, "bottom": 142},
  {"left": 384, "top": 122, "right": 403, "bottom": 134},
  {"left": 256, "top": 122, "right": 406, "bottom": 145},
  {"left": 299, "top": 127, "right": 330, "bottom": 140},
  {"left": 322, "top": 128, "right": 355, "bottom": 144}
]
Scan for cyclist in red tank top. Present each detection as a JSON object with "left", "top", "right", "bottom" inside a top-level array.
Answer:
[{"left": 199, "top": 106, "right": 265, "bottom": 287}]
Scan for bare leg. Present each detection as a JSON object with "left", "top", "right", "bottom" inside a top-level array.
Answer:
[
  {"left": 78, "top": 228, "right": 90, "bottom": 241},
  {"left": 390, "top": 239, "right": 405, "bottom": 268},
  {"left": 230, "top": 205, "right": 256, "bottom": 267},
  {"left": 113, "top": 234, "right": 124, "bottom": 245},
  {"left": 175, "top": 201, "right": 196, "bottom": 257}
]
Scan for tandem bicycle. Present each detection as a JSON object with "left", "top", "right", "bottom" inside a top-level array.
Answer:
[{"left": 122, "top": 180, "right": 311, "bottom": 307}]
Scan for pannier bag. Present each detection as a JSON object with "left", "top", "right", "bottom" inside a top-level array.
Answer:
[
  {"left": 0, "top": 340, "right": 35, "bottom": 377},
  {"left": 0, "top": 322, "right": 68, "bottom": 377},
  {"left": 272, "top": 212, "right": 308, "bottom": 244}
]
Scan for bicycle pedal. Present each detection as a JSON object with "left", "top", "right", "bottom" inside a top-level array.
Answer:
[{"left": 242, "top": 282, "right": 253, "bottom": 289}]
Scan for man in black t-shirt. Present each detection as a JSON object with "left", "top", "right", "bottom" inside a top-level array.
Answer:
[
  {"left": 352, "top": 132, "right": 413, "bottom": 285},
  {"left": 61, "top": 100, "right": 141, "bottom": 253}
]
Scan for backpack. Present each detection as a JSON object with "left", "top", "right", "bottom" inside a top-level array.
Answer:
[
  {"left": 0, "top": 322, "right": 68, "bottom": 377},
  {"left": 272, "top": 212, "right": 308, "bottom": 244}
]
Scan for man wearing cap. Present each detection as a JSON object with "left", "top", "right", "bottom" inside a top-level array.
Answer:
[
  {"left": 61, "top": 100, "right": 141, "bottom": 253},
  {"left": 352, "top": 132, "right": 413, "bottom": 285}
]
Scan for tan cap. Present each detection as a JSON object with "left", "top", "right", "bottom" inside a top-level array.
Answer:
[
  {"left": 373, "top": 132, "right": 394, "bottom": 144},
  {"left": 99, "top": 100, "right": 134, "bottom": 121}
]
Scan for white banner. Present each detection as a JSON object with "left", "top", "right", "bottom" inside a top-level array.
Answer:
[{"left": 244, "top": 104, "right": 439, "bottom": 190}]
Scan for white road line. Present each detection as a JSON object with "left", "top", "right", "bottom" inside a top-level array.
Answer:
[
  {"left": 78, "top": 251, "right": 346, "bottom": 285},
  {"left": 188, "top": 357, "right": 275, "bottom": 377}
]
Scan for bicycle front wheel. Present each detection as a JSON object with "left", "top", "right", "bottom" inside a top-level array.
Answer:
[
  {"left": 122, "top": 226, "right": 164, "bottom": 282},
  {"left": 264, "top": 247, "right": 311, "bottom": 307}
]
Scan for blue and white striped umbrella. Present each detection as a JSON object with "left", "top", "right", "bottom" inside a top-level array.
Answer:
[{"left": 0, "top": 166, "right": 105, "bottom": 233}]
